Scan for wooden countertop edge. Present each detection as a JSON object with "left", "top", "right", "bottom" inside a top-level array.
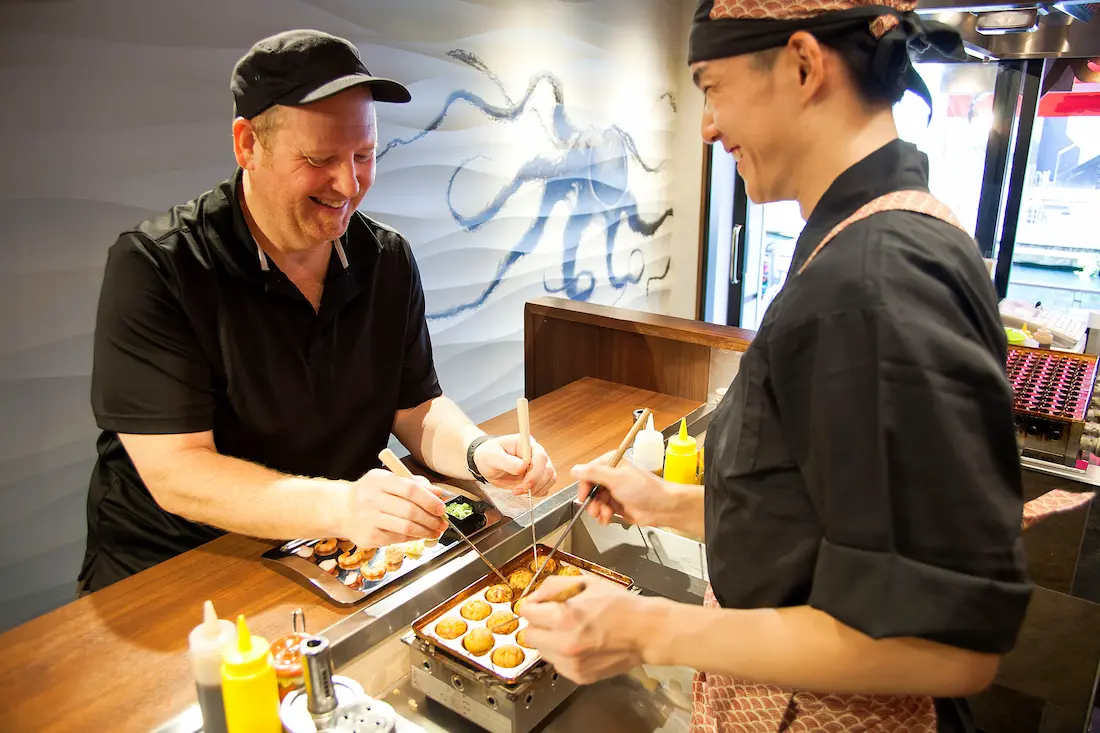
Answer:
[{"left": 525, "top": 297, "right": 755, "bottom": 352}]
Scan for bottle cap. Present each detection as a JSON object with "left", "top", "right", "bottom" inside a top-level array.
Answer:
[
  {"left": 666, "top": 419, "right": 697, "bottom": 457},
  {"left": 634, "top": 415, "right": 661, "bottom": 444},
  {"left": 222, "top": 614, "right": 272, "bottom": 675}
]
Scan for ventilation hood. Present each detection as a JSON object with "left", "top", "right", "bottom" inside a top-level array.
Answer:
[{"left": 916, "top": 0, "right": 1099, "bottom": 59}]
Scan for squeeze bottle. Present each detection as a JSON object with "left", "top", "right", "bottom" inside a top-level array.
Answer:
[
  {"left": 188, "top": 600, "right": 235, "bottom": 733},
  {"left": 221, "top": 614, "right": 281, "bottom": 733},
  {"left": 663, "top": 418, "right": 699, "bottom": 485},
  {"left": 631, "top": 414, "right": 665, "bottom": 475}
]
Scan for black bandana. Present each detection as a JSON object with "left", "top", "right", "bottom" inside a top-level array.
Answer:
[{"left": 688, "top": 2, "right": 966, "bottom": 112}]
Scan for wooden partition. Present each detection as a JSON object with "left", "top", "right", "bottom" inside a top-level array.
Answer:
[{"left": 523, "top": 297, "right": 754, "bottom": 402}]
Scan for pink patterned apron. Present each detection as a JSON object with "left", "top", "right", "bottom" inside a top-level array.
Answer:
[{"left": 689, "top": 189, "right": 1098, "bottom": 732}]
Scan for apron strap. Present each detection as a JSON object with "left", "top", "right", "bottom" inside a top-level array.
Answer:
[{"left": 797, "top": 189, "right": 969, "bottom": 276}]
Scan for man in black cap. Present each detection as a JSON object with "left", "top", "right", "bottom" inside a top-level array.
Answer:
[
  {"left": 520, "top": 3, "right": 1030, "bottom": 731},
  {"left": 79, "top": 30, "right": 557, "bottom": 593}
]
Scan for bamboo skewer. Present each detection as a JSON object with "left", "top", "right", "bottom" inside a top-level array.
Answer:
[
  {"left": 516, "top": 397, "right": 539, "bottom": 576},
  {"left": 377, "top": 448, "right": 508, "bottom": 584},
  {"left": 516, "top": 408, "right": 652, "bottom": 602}
]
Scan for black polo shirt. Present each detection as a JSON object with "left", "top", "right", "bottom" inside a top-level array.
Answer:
[
  {"left": 80, "top": 169, "right": 442, "bottom": 592},
  {"left": 704, "top": 140, "right": 1032, "bottom": 732}
]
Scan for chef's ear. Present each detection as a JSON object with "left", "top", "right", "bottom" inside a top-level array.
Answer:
[{"left": 785, "top": 31, "right": 828, "bottom": 102}]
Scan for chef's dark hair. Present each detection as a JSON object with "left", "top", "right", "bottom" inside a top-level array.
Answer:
[{"left": 750, "top": 29, "right": 911, "bottom": 106}]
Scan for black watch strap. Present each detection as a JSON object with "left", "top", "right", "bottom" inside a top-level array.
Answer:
[{"left": 467, "top": 434, "right": 493, "bottom": 483}]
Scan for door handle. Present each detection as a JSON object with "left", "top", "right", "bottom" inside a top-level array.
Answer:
[{"left": 729, "top": 224, "right": 743, "bottom": 285}]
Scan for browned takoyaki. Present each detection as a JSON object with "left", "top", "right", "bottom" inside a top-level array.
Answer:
[
  {"left": 460, "top": 599, "right": 492, "bottom": 621},
  {"left": 491, "top": 645, "right": 525, "bottom": 668},
  {"left": 487, "top": 611, "right": 518, "bottom": 635},
  {"left": 435, "top": 618, "right": 468, "bottom": 640},
  {"left": 463, "top": 627, "right": 494, "bottom": 656},
  {"left": 485, "top": 584, "right": 514, "bottom": 604}
]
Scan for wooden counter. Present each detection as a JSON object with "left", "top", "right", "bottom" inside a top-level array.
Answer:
[{"left": 0, "top": 378, "right": 702, "bottom": 733}]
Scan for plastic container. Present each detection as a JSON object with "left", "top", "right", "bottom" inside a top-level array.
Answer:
[
  {"left": 631, "top": 414, "right": 664, "bottom": 476},
  {"left": 188, "top": 600, "right": 235, "bottom": 733},
  {"left": 663, "top": 419, "right": 699, "bottom": 485},
  {"left": 271, "top": 610, "right": 309, "bottom": 701},
  {"left": 222, "top": 614, "right": 282, "bottom": 733}
]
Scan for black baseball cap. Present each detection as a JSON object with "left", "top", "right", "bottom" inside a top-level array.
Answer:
[{"left": 231, "top": 29, "right": 411, "bottom": 119}]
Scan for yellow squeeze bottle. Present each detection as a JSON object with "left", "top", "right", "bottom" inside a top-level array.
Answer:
[
  {"left": 221, "top": 614, "right": 281, "bottom": 733},
  {"left": 663, "top": 418, "right": 699, "bottom": 485}
]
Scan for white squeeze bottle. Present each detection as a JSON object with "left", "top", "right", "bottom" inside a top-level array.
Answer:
[
  {"left": 632, "top": 414, "right": 665, "bottom": 476},
  {"left": 188, "top": 600, "right": 235, "bottom": 733}
]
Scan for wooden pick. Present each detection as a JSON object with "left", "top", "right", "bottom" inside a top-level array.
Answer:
[{"left": 377, "top": 449, "right": 507, "bottom": 583}]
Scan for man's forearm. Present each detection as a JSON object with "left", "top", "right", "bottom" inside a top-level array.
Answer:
[
  {"left": 642, "top": 600, "right": 999, "bottom": 698},
  {"left": 655, "top": 481, "right": 706, "bottom": 538},
  {"left": 139, "top": 445, "right": 350, "bottom": 540},
  {"left": 394, "top": 396, "right": 484, "bottom": 480}
]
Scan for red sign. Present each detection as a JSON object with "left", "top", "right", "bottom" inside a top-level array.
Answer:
[{"left": 1038, "top": 91, "right": 1100, "bottom": 118}]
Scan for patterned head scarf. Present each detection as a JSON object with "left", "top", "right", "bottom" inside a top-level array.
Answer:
[{"left": 689, "top": 0, "right": 966, "bottom": 110}]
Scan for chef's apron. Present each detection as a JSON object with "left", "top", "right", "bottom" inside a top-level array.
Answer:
[{"left": 688, "top": 189, "right": 1095, "bottom": 733}]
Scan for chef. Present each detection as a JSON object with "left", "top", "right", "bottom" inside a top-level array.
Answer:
[{"left": 520, "top": 2, "right": 1031, "bottom": 731}]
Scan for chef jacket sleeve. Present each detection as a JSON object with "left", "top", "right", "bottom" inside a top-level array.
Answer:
[
  {"left": 91, "top": 233, "right": 215, "bottom": 434},
  {"left": 769, "top": 293, "right": 1032, "bottom": 654}
]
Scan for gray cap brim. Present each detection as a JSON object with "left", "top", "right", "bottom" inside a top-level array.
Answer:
[{"left": 292, "top": 73, "right": 412, "bottom": 105}]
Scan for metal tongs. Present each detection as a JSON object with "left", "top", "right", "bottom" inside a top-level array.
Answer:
[
  {"left": 378, "top": 448, "right": 508, "bottom": 583},
  {"left": 516, "top": 408, "right": 652, "bottom": 602}
]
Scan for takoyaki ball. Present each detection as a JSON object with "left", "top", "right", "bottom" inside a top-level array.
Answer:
[
  {"left": 508, "top": 570, "right": 533, "bottom": 592},
  {"left": 485, "top": 584, "right": 514, "bottom": 604},
  {"left": 529, "top": 556, "right": 556, "bottom": 575},
  {"left": 558, "top": 564, "right": 582, "bottom": 577},
  {"left": 460, "top": 599, "right": 492, "bottom": 621},
  {"left": 384, "top": 546, "right": 405, "bottom": 572},
  {"left": 435, "top": 618, "right": 468, "bottom": 640},
  {"left": 511, "top": 597, "right": 527, "bottom": 616},
  {"left": 361, "top": 564, "right": 386, "bottom": 582},
  {"left": 463, "top": 627, "right": 494, "bottom": 656},
  {"left": 491, "top": 645, "right": 526, "bottom": 668},
  {"left": 516, "top": 629, "right": 535, "bottom": 649},
  {"left": 487, "top": 611, "right": 518, "bottom": 635}
]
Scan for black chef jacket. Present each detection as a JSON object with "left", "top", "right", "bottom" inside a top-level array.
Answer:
[
  {"left": 80, "top": 169, "right": 442, "bottom": 592},
  {"left": 703, "top": 140, "right": 1032, "bottom": 732}
]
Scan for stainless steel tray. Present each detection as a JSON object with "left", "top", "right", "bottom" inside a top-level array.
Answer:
[
  {"left": 261, "top": 494, "right": 503, "bottom": 606},
  {"left": 410, "top": 544, "right": 633, "bottom": 685}
]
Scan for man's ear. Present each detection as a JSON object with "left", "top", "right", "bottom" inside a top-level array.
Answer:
[
  {"left": 232, "top": 117, "right": 258, "bottom": 170},
  {"left": 785, "top": 31, "right": 828, "bottom": 103}
]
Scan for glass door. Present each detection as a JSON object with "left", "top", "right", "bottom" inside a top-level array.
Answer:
[
  {"left": 1004, "top": 77, "right": 1100, "bottom": 314},
  {"left": 700, "top": 61, "right": 1002, "bottom": 329}
]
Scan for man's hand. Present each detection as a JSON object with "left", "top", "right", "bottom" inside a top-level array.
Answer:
[
  {"left": 518, "top": 575, "right": 650, "bottom": 685},
  {"left": 474, "top": 435, "right": 558, "bottom": 496},
  {"left": 339, "top": 469, "right": 449, "bottom": 549},
  {"left": 572, "top": 452, "right": 678, "bottom": 526}
]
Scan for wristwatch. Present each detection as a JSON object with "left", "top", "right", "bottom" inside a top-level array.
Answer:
[{"left": 466, "top": 434, "right": 493, "bottom": 483}]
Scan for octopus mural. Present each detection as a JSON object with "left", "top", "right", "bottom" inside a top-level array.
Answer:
[{"left": 379, "top": 51, "right": 674, "bottom": 319}]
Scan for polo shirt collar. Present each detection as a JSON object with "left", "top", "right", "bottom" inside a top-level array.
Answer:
[{"left": 225, "top": 167, "right": 354, "bottom": 278}]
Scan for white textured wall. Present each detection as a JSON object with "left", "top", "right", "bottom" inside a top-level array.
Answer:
[{"left": 0, "top": 0, "right": 700, "bottom": 631}]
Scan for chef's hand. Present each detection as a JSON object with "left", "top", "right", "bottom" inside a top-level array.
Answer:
[
  {"left": 474, "top": 435, "right": 558, "bottom": 497},
  {"left": 341, "top": 470, "right": 448, "bottom": 548},
  {"left": 573, "top": 452, "right": 673, "bottom": 526},
  {"left": 519, "top": 575, "right": 647, "bottom": 685}
]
